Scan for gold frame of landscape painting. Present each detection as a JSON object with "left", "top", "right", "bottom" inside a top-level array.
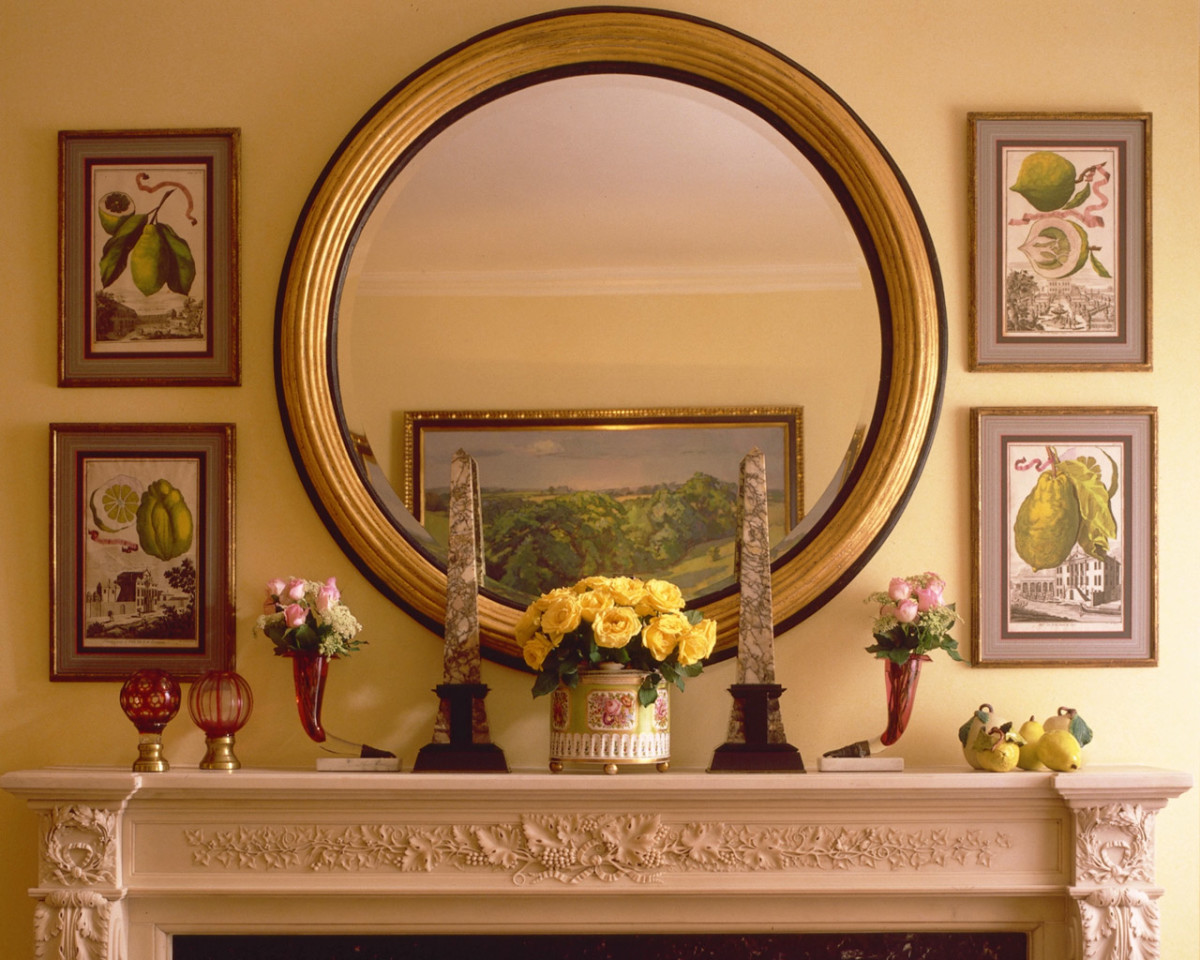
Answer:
[
  {"left": 971, "top": 407, "right": 1156, "bottom": 666},
  {"left": 51, "top": 423, "right": 236, "bottom": 680},
  {"left": 58, "top": 129, "right": 241, "bottom": 386},
  {"left": 398, "top": 407, "right": 803, "bottom": 608}
]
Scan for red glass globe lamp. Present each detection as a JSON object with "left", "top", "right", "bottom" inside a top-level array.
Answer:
[
  {"left": 119, "top": 669, "right": 182, "bottom": 773},
  {"left": 188, "top": 670, "right": 253, "bottom": 770}
]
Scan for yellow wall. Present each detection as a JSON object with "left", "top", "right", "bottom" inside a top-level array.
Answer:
[{"left": 2, "top": 1, "right": 1197, "bottom": 954}]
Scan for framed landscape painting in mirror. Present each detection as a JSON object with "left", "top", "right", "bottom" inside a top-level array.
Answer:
[
  {"left": 970, "top": 113, "right": 1150, "bottom": 371},
  {"left": 971, "top": 407, "right": 1156, "bottom": 666},
  {"left": 402, "top": 408, "right": 802, "bottom": 605},
  {"left": 58, "top": 129, "right": 241, "bottom": 386},
  {"left": 51, "top": 423, "right": 235, "bottom": 680}
]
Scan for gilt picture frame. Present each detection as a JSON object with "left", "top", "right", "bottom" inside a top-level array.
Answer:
[
  {"left": 971, "top": 407, "right": 1156, "bottom": 666},
  {"left": 401, "top": 408, "right": 803, "bottom": 604},
  {"left": 51, "top": 423, "right": 236, "bottom": 680},
  {"left": 58, "top": 129, "right": 241, "bottom": 386},
  {"left": 969, "top": 113, "right": 1150, "bottom": 370}
]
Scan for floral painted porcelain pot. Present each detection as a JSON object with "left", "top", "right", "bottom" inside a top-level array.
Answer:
[{"left": 549, "top": 664, "right": 669, "bottom": 774}]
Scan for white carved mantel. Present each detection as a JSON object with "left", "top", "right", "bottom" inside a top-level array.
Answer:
[{"left": 2, "top": 765, "right": 1190, "bottom": 960}]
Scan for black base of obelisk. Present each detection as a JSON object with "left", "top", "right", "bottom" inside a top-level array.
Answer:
[
  {"left": 708, "top": 683, "right": 805, "bottom": 772},
  {"left": 413, "top": 683, "right": 509, "bottom": 773}
]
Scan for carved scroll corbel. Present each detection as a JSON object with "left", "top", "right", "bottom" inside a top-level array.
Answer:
[
  {"left": 1070, "top": 803, "right": 1163, "bottom": 960},
  {"left": 34, "top": 890, "right": 125, "bottom": 960}
]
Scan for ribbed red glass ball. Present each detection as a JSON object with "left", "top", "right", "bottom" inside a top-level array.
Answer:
[
  {"left": 187, "top": 670, "right": 253, "bottom": 737},
  {"left": 119, "top": 669, "right": 182, "bottom": 734}
]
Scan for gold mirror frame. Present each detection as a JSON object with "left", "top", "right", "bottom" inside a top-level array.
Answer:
[{"left": 276, "top": 8, "right": 945, "bottom": 664}]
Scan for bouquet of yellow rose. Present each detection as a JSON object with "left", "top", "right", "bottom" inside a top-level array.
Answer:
[{"left": 518, "top": 575, "right": 716, "bottom": 706}]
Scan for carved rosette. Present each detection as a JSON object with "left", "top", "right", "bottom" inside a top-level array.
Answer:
[
  {"left": 185, "top": 813, "right": 1011, "bottom": 884},
  {"left": 1071, "top": 804, "right": 1162, "bottom": 960}
]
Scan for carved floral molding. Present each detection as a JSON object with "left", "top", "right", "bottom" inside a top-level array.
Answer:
[{"left": 185, "top": 813, "right": 1012, "bottom": 884}]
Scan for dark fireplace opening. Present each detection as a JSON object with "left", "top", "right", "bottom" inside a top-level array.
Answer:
[{"left": 174, "top": 933, "right": 1028, "bottom": 960}]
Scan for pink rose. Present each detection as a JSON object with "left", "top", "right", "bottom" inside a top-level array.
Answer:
[
  {"left": 284, "top": 603, "right": 307, "bottom": 628},
  {"left": 316, "top": 580, "right": 340, "bottom": 615},
  {"left": 916, "top": 582, "right": 943, "bottom": 612},
  {"left": 887, "top": 578, "right": 911, "bottom": 602},
  {"left": 878, "top": 603, "right": 896, "bottom": 619},
  {"left": 286, "top": 578, "right": 306, "bottom": 601},
  {"left": 895, "top": 598, "right": 919, "bottom": 623},
  {"left": 265, "top": 578, "right": 287, "bottom": 599}
]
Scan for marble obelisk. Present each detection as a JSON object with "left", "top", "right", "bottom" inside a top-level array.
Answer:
[
  {"left": 710, "top": 448, "right": 803, "bottom": 771},
  {"left": 415, "top": 449, "right": 507, "bottom": 771}
]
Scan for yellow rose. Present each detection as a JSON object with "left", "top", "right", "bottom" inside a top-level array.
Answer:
[
  {"left": 533, "top": 586, "right": 574, "bottom": 612},
  {"left": 522, "top": 633, "right": 554, "bottom": 670},
  {"left": 591, "top": 606, "right": 642, "bottom": 649},
  {"left": 515, "top": 606, "right": 540, "bottom": 645},
  {"left": 573, "top": 575, "right": 612, "bottom": 594},
  {"left": 642, "top": 612, "right": 690, "bottom": 660},
  {"left": 540, "top": 593, "right": 582, "bottom": 636},
  {"left": 577, "top": 588, "right": 614, "bottom": 623},
  {"left": 677, "top": 617, "right": 717, "bottom": 666},
  {"left": 636, "top": 579, "right": 685, "bottom": 616},
  {"left": 606, "top": 576, "right": 646, "bottom": 608}
]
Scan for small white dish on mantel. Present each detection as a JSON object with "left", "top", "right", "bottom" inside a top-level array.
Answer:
[
  {"left": 817, "top": 756, "right": 904, "bottom": 772},
  {"left": 315, "top": 757, "right": 402, "bottom": 772}
]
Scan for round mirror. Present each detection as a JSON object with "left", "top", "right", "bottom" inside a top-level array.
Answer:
[{"left": 276, "top": 8, "right": 945, "bottom": 665}]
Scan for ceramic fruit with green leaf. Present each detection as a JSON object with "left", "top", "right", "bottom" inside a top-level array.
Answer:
[
  {"left": 959, "top": 704, "right": 1005, "bottom": 769},
  {"left": 972, "top": 723, "right": 1024, "bottom": 773}
]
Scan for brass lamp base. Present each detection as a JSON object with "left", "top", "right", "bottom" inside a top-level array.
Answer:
[
  {"left": 199, "top": 734, "right": 241, "bottom": 771},
  {"left": 132, "top": 734, "right": 170, "bottom": 773}
]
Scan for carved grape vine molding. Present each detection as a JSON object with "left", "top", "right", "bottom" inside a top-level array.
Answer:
[{"left": 184, "top": 813, "right": 1012, "bottom": 884}]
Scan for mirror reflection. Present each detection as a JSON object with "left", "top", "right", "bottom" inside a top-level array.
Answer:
[{"left": 336, "top": 74, "right": 882, "bottom": 606}]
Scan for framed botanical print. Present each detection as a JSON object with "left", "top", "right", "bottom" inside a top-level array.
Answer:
[
  {"left": 971, "top": 407, "right": 1156, "bottom": 665},
  {"left": 58, "top": 129, "right": 240, "bottom": 386},
  {"left": 51, "top": 423, "right": 236, "bottom": 680},
  {"left": 970, "top": 113, "right": 1150, "bottom": 370}
]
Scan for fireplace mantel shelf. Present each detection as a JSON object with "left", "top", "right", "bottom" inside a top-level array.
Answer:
[{"left": 3, "top": 764, "right": 1190, "bottom": 960}]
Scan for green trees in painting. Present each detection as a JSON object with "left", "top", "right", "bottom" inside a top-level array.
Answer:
[{"left": 476, "top": 472, "right": 741, "bottom": 597}]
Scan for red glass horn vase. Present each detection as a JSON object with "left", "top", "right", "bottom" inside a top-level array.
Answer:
[
  {"left": 188, "top": 670, "right": 253, "bottom": 770},
  {"left": 880, "top": 654, "right": 930, "bottom": 747},
  {"left": 286, "top": 649, "right": 331, "bottom": 743}
]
